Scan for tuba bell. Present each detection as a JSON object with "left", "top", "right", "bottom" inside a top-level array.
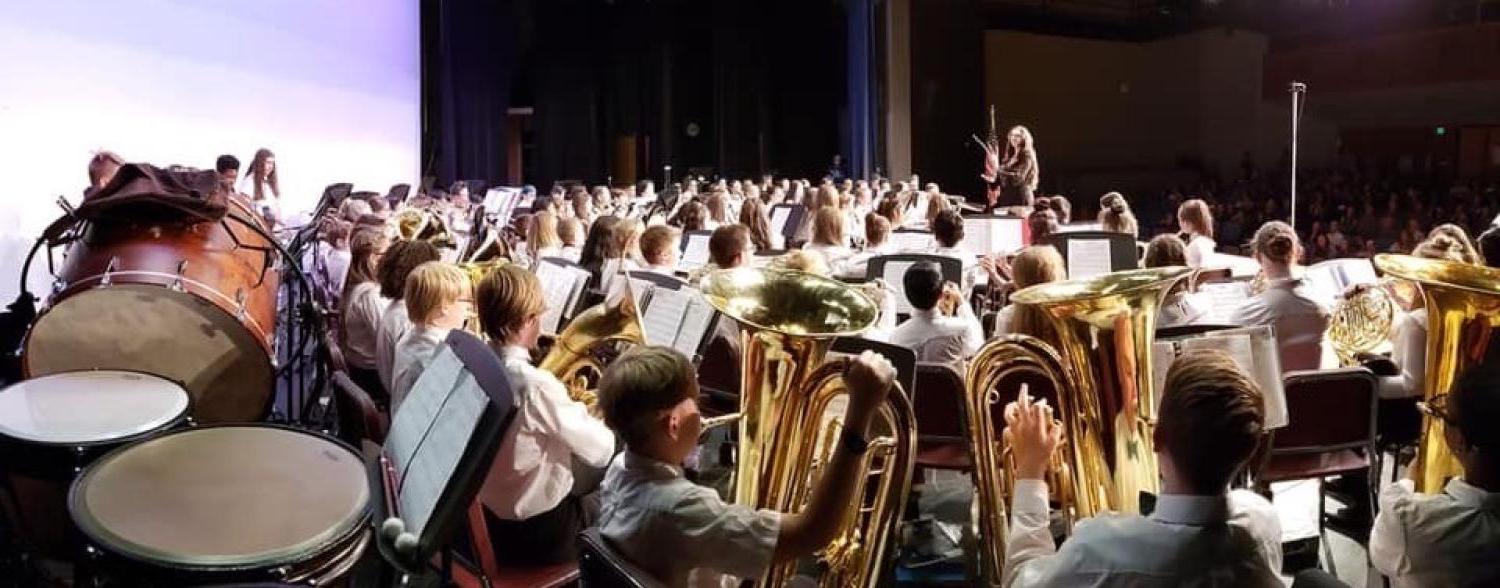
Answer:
[
  {"left": 700, "top": 267, "right": 915, "bottom": 588},
  {"left": 1373, "top": 254, "right": 1500, "bottom": 492},
  {"left": 964, "top": 267, "right": 1190, "bottom": 584}
]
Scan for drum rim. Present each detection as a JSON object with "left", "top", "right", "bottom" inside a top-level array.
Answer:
[
  {"left": 68, "top": 424, "right": 372, "bottom": 571},
  {"left": 32, "top": 277, "right": 274, "bottom": 355},
  {"left": 0, "top": 369, "right": 190, "bottom": 447}
]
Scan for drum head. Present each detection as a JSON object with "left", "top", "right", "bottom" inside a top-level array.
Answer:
[
  {"left": 70, "top": 426, "right": 369, "bottom": 570},
  {"left": 0, "top": 370, "right": 187, "bottom": 446},
  {"left": 25, "top": 285, "right": 273, "bottom": 423}
]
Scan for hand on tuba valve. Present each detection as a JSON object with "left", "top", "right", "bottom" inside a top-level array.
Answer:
[{"left": 1002, "top": 386, "right": 1064, "bottom": 481}]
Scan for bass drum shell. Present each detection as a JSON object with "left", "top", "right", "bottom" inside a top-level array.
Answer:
[{"left": 23, "top": 198, "right": 277, "bottom": 423}]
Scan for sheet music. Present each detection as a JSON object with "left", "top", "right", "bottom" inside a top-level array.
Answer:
[
  {"left": 675, "top": 297, "right": 716, "bottom": 358},
  {"left": 770, "top": 206, "right": 794, "bottom": 238},
  {"left": 1155, "top": 327, "right": 1288, "bottom": 429},
  {"left": 384, "top": 348, "right": 487, "bottom": 535},
  {"left": 1202, "top": 253, "right": 1260, "bottom": 278},
  {"left": 629, "top": 277, "right": 654, "bottom": 310},
  {"left": 882, "top": 261, "right": 918, "bottom": 314},
  {"left": 1056, "top": 222, "right": 1103, "bottom": 233},
  {"left": 536, "top": 262, "right": 581, "bottom": 334},
  {"left": 892, "top": 232, "right": 932, "bottom": 253},
  {"left": 680, "top": 234, "right": 712, "bottom": 269},
  {"left": 1067, "top": 239, "right": 1113, "bottom": 280},
  {"left": 1304, "top": 259, "right": 1378, "bottom": 308},
  {"left": 962, "top": 219, "right": 992, "bottom": 258},
  {"left": 642, "top": 286, "right": 691, "bottom": 347},
  {"left": 1198, "top": 281, "right": 1249, "bottom": 324}
]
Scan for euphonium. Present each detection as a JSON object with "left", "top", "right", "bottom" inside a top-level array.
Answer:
[
  {"left": 393, "top": 208, "right": 456, "bottom": 248},
  {"left": 1373, "top": 254, "right": 1500, "bottom": 492},
  {"left": 539, "top": 278, "right": 645, "bottom": 406},
  {"left": 965, "top": 267, "right": 1191, "bottom": 584},
  {"left": 700, "top": 268, "right": 915, "bottom": 588}
]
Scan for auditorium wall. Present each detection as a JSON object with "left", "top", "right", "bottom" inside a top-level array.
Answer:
[{"left": 0, "top": 1, "right": 420, "bottom": 302}]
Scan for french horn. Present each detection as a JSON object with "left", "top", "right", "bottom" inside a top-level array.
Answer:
[
  {"left": 965, "top": 267, "right": 1191, "bottom": 583},
  {"left": 700, "top": 267, "right": 915, "bottom": 588}
]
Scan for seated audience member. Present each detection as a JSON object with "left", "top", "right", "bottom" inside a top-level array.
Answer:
[
  {"left": 1098, "top": 192, "right": 1138, "bottom": 239},
  {"left": 803, "top": 207, "right": 853, "bottom": 268},
  {"left": 1144, "top": 234, "right": 1209, "bottom": 328},
  {"left": 993, "top": 246, "right": 1064, "bottom": 346},
  {"left": 528, "top": 210, "right": 564, "bottom": 263},
  {"left": 1426, "top": 223, "right": 1483, "bottom": 265},
  {"left": 1370, "top": 363, "right": 1500, "bottom": 587},
  {"left": 1177, "top": 198, "right": 1216, "bottom": 267},
  {"left": 374, "top": 240, "right": 442, "bottom": 391},
  {"left": 390, "top": 262, "right": 471, "bottom": 410},
  {"left": 476, "top": 264, "right": 616, "bottom": 566},
  {"left": 638, "top": 225, "right": 682, "bottom": 276},
  {"left": 596, "top": 346, "right": 898, "bottom": 586},
  {"left": 1003, "top": 350, "right": 1280, "bottom": 586},
  {"left": 838, "top": 214, "right": 895, "bottom": 279},
  {"left": 740, "top": 197, "right": 781, "bottom": 251},
  {"left": 1229, "top": 221, "right": 1332, "bottom": 372},
  {"left": 557, "top": 217, "right": 585, "bottom": 262},
  {"left": 340, "top": 228, "right": 391, "bottom": 399},
  {"left": 888, "top": 262, "right": 983, "bottom": 365}
]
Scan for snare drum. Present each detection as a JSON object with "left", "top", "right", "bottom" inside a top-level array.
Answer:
[
  {"left": 0, "top": 370, "right": 188, "bottom": 559},
  {"left": 69, "top": 425, "right": 371, "bottom": 585}
]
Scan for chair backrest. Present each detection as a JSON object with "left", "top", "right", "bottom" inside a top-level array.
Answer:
[
  {"left": 831, "top": 336, "right": 918, "bottom": 394},
  {"left": 1273, "top": 367, "right": 1378, "bottom": 453},
  {"left": 1048, "top": 230, "right": 1140, "bottom": 277},
  {"left": 332, "top": 371, "right": 388, "bottom": 446},
  {"left": 913, "top": 363, "right": 967, "bottom": 444},
  {"left": 320, "top": 330, "right": 348, "bottom": 374},
  {"left": 696, "top": 327, "right": 741, "bottom": 404},
  {"left": 577, "top": 528, "right": 666, "bottom": 588}
]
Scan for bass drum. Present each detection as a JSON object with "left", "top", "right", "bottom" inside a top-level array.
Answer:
[{"left": 23, "top": 196, "right": 278, "bottom": 423}]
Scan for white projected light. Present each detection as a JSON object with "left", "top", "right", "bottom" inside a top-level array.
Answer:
[{"left": 0, "top": 1, "right": 420, "bottom": 301}]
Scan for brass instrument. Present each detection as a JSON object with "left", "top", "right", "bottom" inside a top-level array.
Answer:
[
  {"left": 1326, "top": 281, "right": 1397, "bottom": 365},
  {"left": 700, "top": 268, "right": 915, "bottom": 588},
  {"left": 457, "top": 230, "right": 508, "bottom": 287},
  {"left": 965, "top": 267, "right": 1190, "bottom": 584},
  {"left": 392, "top": 208, "right": 456, "bottom": 248},
  {"left": 539, "top": 278, "right": 645, "bottom": 406},
  {"left": 1373, "top": 254, "right": 1500, "bottom": 492}
]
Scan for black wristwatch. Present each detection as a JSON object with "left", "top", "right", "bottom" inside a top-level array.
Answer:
[{"left": 840, "top": 429, "right": 869, "bottom": 456}]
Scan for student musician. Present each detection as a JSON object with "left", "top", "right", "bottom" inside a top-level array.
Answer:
[
  {"left": 1098, "top": 192, "right": 1138, "bottom": 239},
  {"left": 476, "top": 264, "right": 615, "bottom": 566},
  {"left": 1229, "top": 221, "right": 1332, "bottom": 372},
  {"left": 638, "top": 225, "right": 683, "bottom": 277},
  {"left": 596, "top": 346, "right": 897, "bottom": 586},
  {"left": 1003, "top": 350, "right": 1281, "bottom": 586},
  {"left": 239, "top": 148, "right": 281, "bottom": 225},
  {"left": 802, "top": 207, "right": 853, "bottom": 269},
  {"left": 888, "top": 262, "right": 983, "bottom": 366},
  {"left": 340, "top": 228, "right": 390, "bottom": 399},
  {"left": 389, "top": 262, "right": 472, "bottom": 410},
  {"left": 1370, "top": 364, "right": 1500, "bottom": 586},
  {"left": 992, "top": 245, "right": 1064, "bottom": 346},
  {"left": 1144, "top": 235, "right": 1209, "bottom": 329},
  {"left": 1177, "top": 199, "right": 1216, "bottom": 268},
  {"left": 374, "top": 240, "right": 442, "bottom": 392},
  {"left": 837, "top": 214, "right": 894, "bottom": 279},
  {"left": 557, "top": 217, "right": 585, "bottom": 262}
]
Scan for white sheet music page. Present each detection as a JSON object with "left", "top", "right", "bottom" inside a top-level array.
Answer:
[
  {"left": 962, "top": 219, "right": 992, "bottom": 258},
  {"left": 674, "top": 296, "right": 716, "bottom": 358},
  {"left": 1203, "top": 327, "right": 1289, "bottom": 429},
  {"left": 641, "top": 286, "right": 689, "bottom": 347},
  {"left": 1067, "top": 239, "right": 1113, "bottom": 280},
  {"left": 883, "top": 261, "right": 918, "bottom": 314},
  {"left": 1199, "top": 281, "right": 1250, "bottom": 324},
  {"left": 892, "top": 232, "right": 932, "bottom": 253},
  {"left": 991, "top": 218, "right": 1024, "bottom": 254},
  {"left": 680, "top": 234, "right": 712, "bottom": 269},
  {"left": 1149, "top": 340, "right": 1178, "bottom": 414},
  {"left": 770, "top": 207, "right": 793, "bottom": 238},
  {"left": 535, "top": 262, "right": 577, "bottom": 334},
  {"left": 384, "top": 347, "right": 487, "bottom": 535}
]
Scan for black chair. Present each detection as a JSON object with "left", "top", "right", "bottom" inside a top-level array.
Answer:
[
  {"left": 831, "top": 337, "right": 918, "bottom": 395},
  {"left": 577, "top": 528, "right": 665, "bottom": 588},
  {"left": 331, "top": 371, "right": 388, "bottom": 447},
  {"left": 1048, "top": 230, "right": 1140, "bottom": 275}
]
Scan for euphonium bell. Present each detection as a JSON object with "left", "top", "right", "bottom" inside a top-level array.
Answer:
[
  {"left": 965, "top": 267, "right": 1190, "bottom": 584},
  {"left": 700, "top": 267, "right": 915, "bottom": 588},
  {"left": 393, "top": 208, "right": 456, "bottom": 248},
  {"left": 1374, "top": 254, "right": 1500, "bottom": 492},
  {"left": 540, "top": 278, "right": 646, "bottom": 406}
]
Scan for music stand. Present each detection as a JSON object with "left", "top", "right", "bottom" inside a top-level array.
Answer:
[
  {"left": 373, "top": 330, "right": 518, "bottom": 584},
  {"left": 387, "top": 184, "right": 411, "bottom": 205},
  {"left": 1047, "top": 231, "right": 1139, "bottom": 278}
]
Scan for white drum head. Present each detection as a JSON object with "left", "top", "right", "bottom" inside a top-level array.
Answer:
[
  {"left": 0, "top": 370, "right": 188, "bottom": 445},
  {"left": 24, "top": 285, "right": 273, "bottom": 423}
]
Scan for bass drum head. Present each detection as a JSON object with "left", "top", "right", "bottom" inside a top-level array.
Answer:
[
  {"left": 24, "top": 285, "right": 273, "bottom": 423},
  {"left": 0, "top": 370, "right": 188, "bottom": 446},
  {"left": 69, "top": 426, "right": 369, "bottom": 571}
]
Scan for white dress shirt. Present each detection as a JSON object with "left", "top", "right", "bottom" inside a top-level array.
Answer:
[
  {"left": 1370, "top": 477, "right": 1500, "bottom": 587},
  {"left": 888, "top": 304, "right": 983, "bottom": 365},
  {"left": 1228, "top": 277, "right": 1332, "bottom": 372},
  {"left": 558, "top": 245, "right": 583, "bottom": 263},
  {"left": 803, "top": 243, "right": 853, "bottom": 268},
  {"left": 1004, "top": 479, "right": 1282, "bottom": 587},
  {"left": 1184, "top": 234, "right": 1216, "bottom": 268},
  {"left": 1381, "top": 309, "right": 1427, "bottom": 399},
  {"left": 389, "top": 325, "right": 450, "bottom": 411},
  {"left": 482, "top": 345, "right": 615, "bottom": 520},
  {"left": 375, "top": 300, "right": 413, "bottom": 391},
  {"left": 341, "top": 282, "right": 387, "bottom": 370},
  {"left": 1158, "top": 291, "right": 1211, "bottom": 329},
  {"left": 599, "top": 452, "right": 780, "bottom": 587},
  {"left": 837, "top": 242, "right": 898, "bottom": 279}
]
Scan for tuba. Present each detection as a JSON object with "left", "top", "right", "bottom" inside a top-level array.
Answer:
[
  {"left": 700, "top": 268, "right": 915, "bottom": 588},
  {"left": 964, "top": 267, "right": 1190, "bottom": 584},
  {"left": 539, "top": 278, "right": 645, "bottom": 406},
  {"left": 1374, "top": 254, "right": 1500, "bottom": 492}
]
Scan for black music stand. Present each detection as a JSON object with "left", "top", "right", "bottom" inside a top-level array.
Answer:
[
  {"left": 1048, "top": 230, "right": 1140, "bottom": 275},
  {"left": 372, "top": 330, "right": 517, "bottom": 585}
]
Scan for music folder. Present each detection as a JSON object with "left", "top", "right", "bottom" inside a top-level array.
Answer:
[
  {"left": 639, "top": 285, "right": 718, "bottom": 361},
  {"left": 1152, "top": 325, "right": 1288, "bottom": 429}
]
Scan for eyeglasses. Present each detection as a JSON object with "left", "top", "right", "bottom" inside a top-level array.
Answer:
[{"left": 1417, "top": 394, "right": 1458, "bottom": 426}]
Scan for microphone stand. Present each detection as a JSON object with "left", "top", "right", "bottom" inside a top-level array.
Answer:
[{"left": 1289, "top": 81, "right": 1307, "bottom": 231}]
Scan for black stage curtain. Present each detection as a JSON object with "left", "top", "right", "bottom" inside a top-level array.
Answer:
[{"left": 422, "top": 0, "right": 517, "bottom": 189}]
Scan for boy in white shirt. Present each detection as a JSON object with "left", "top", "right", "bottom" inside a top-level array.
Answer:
[
  {"left": 638, "top": 225, "right": 682, "bottom": 275},
  {"left": 887, "top": 262, "right": 983, "bottom": 365},
  {"left": 475, "top": 264, "right": 616, "bottom": 566},
  {"left": 373, "top": 240, "right": 441, "bottom": 391},
  {"left": 595, "top": 345, "right": 896, "bottom": 586},
  {"left": 388, "top": 262, "right": 471, "bottom": 411}
]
